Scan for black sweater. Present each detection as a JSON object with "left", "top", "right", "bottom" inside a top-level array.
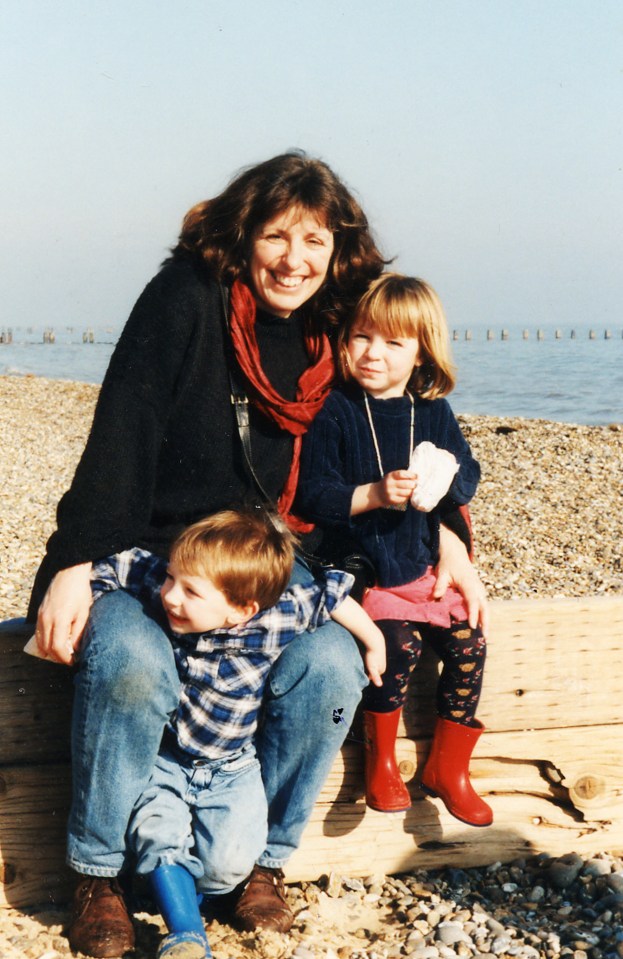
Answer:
[
  {"left": 28, "top": 258, "right": 311, "bottom": 617},
  {"left": 297, "top": 388, "right": 480, "bottom": 587}
]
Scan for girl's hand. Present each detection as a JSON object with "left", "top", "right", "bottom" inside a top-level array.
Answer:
[
  {"left": 434, "top": 525, "right": 489, "bottom": 637},
  {"left": 365, "top": 646, "right": 386, "bottom": 688},
  {"left": 35, "top": 562, "right": 93, "bottom": 664},
  {"left": 376, "top": 470, "right": 417, "bottom": 509}
]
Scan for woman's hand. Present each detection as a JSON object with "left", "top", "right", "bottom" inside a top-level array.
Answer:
[
  {"left": 434, "top": 525, "right": 489, "bottom": 637},
  {"left": 35, "top": 562, "right": 93, "bottom": 664}
]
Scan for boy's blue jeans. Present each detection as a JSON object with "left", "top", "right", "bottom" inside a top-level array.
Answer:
[
  {"left": 128, "top": 742, "right": 266, "bottom": 895},
  {"left": 66, "top": 557, "right": 367, "bottom": 877}
]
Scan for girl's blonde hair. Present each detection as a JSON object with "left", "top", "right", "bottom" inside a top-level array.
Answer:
[
  {"left": 170, "top": 509, "right": 296, "bottom": 611},
  {"left": 338, "top": 272, "right": 456, "bottom": 399}
]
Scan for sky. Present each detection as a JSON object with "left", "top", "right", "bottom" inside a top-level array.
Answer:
[{"left": 1, "top": 0, "right": 622, "bottom": 334}]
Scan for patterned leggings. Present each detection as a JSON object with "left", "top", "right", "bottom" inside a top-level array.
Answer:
[{"left": 363, "top": 619, "right": 486, "bottom": 726}]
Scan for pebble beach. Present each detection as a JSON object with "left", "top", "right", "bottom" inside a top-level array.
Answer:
[{"left": 1, "top": 374, "right": 622, "bottom": 959}]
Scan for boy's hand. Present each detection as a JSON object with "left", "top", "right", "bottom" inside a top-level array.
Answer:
[{"left": 365, "top": 647, "right": 386, "bottom": 688}]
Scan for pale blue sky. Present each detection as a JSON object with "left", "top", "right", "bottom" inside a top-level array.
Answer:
[{"left": 2, "top": 0, "right": 621, "bottom": 332}]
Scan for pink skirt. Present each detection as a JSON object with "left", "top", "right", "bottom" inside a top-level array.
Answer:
[{"left": 362, "top": 567, "right": 469, "bottom": 628}]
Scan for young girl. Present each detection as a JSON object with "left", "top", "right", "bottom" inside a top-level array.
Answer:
[{"left": 297, "top": 273, "right": 492, "bottom": 827}]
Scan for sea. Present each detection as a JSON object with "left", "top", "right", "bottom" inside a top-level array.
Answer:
[{"left": 1, "top": 324, "right": 622, "bottom": 426}]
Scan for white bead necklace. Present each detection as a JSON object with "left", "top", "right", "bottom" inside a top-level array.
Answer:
[{"left": 363, "top": 389, "right": 415, "bottom": 480}]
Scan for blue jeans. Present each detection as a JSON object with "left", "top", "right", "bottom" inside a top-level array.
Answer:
[
  {"left": 128, "top": 743, "right": 266, "bottom": 895},
  {"left": 67, "top": 558, "right": 367, "bottom": 876}
]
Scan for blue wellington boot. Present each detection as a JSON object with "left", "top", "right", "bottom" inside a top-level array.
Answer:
[{"left": 150, "top": 864, "right": 212, "bottom": 959}]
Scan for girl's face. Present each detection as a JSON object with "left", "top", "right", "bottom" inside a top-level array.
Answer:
[
  {"left": 249, "top": 208, "right": 334, "bottom": 317},
  {"left": 347, "top": 321, "right": 420, "bottom": 399}
]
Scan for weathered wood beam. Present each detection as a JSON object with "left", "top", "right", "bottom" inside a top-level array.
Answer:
[{"left": 1, "top": 597, "right": 622, "bottom": 908}]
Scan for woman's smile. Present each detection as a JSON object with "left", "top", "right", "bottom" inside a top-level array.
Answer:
[{"left": 250, "top": 209, "right": 334, "bottom": 317}]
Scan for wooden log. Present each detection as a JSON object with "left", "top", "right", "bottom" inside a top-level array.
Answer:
[
  {"left": 0, "top": 764, "right": 72, "bottom": 908},
  {"left": 288, "top": 723, "right": 623, "bottom": 879},
  {"left": 0, "top": 620, "right": 72, "bottom": 765},
  {"left": 1, "top": 596, "right": 622, "bottom": 907},
  {"left": 404, "top": 596, "right": 623, "bottom": 737}
]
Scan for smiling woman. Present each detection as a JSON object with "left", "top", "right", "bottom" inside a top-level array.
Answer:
[
  {"left": 250, "top": 210, "right": 335, "bottom": 317},
  {"left": 26, "top": 151, "right": 487, "bottom": 958}
]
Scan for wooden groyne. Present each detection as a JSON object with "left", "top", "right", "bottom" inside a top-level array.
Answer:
[
  {"left": 1, "top": 595, "right": 622, "bottom": 909},
  {"left": 456, "top": 328, "right": 621, "bottom": 341},
  {"left": 1, "top": 328, "right": 621, "bottom": 347}
]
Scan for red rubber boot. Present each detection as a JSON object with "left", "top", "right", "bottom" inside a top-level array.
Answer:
[
  {"left": 363, "top": 709, "right": 412, "bottom": 812},
  {"left": 420, "top": 717, "right": 493, "bottom": 826}
]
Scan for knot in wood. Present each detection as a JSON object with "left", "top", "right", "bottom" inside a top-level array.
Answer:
[{"left": 573, "top": 775, "right": 603, "bottom": 801}]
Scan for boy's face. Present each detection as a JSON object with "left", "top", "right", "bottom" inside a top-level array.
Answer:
[{"left": 160, "top": 559, "right": 254, "bottom": 634}]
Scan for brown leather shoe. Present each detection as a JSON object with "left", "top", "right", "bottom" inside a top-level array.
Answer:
[
  {"left": 68, "top": 876, "right": 135, "bottom": 957},
  {"left": 233, "top": 864, "right": 294, "bottom": 933}
]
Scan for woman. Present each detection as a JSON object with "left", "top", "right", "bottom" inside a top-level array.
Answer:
[{"left": 30, "top": 151, "right": 487, "bottom": 958}]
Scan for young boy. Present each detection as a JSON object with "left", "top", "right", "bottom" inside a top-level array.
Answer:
[{"left": 89, "top": 508, "right": 385, "bottom": 959}]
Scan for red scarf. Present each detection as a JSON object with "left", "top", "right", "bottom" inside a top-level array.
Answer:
[{"left": 228, "top": 279, "right": 334, "bottom": 531}]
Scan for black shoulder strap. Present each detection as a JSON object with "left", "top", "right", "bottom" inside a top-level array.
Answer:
[{"left": 219, "top": 285, "right": 273, "bottom": 505}]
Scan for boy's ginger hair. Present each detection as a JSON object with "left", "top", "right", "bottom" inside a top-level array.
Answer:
[{"left": 170, "top": 509, "right": 296, "bottom": 611}]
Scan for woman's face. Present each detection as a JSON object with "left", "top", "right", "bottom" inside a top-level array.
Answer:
[{"left": 249, "top": 208, "right": 334, "bottom": 317}]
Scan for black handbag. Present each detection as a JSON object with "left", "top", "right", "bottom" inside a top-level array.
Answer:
[{"left": 220, "top": 286, "right": 376, "bottom": 602}]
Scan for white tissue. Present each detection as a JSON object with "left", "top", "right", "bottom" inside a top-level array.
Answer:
[
  {"left": 408, "top": 441, "right": 459, "bottom": 512},
  {"left": 23, "top": 633, "right": 72, "bottom": 663}
]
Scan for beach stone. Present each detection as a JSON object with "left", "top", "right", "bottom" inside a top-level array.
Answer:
[
  {"left": 583, "top": 860, "right": 612, "bottom": 878},
  {"left": 606, "top": 874, "right": 623, "bottom": 894},
  {"left": 437, "top": 947, "right": 459, "bottom": 959},
  {"left": 491, "top": 935, "right": 514, "bottom": 954},
  {"left": 485, "top": 917, "right": 507, "bottom": 936},
  {"left": 548, "top": 854, "right": 585, "bottom": 889},
  {"left": 436, "top": 922, "right": 470, "bottom": 946},
  {"left": 342, "top": 877, "right": 366, "bottom": 893}
]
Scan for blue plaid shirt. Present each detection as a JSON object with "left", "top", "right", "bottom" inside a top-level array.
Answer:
[{"left": 91, "top": 549, "right": 352, "bottom": 760}]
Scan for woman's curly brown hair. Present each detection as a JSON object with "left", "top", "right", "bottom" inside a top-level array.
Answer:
[{"left": 170, "top": 150, "right": 388, "bottom": 329}]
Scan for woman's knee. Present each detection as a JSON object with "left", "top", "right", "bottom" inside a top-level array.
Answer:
[
  {"left": 80, "top": 591, "right": 178, "bottom": 707},
  {"left": 267, "top": 619, "right": 367, "bottom": 703}
]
